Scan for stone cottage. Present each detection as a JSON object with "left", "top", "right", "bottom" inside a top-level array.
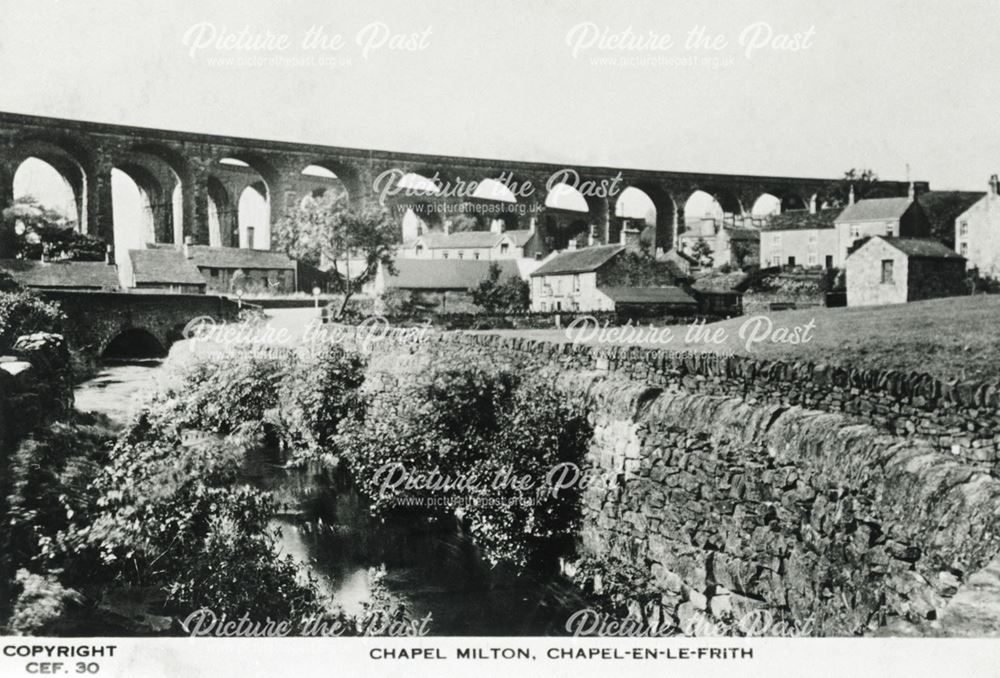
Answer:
[
  {"left": 845, "top": 236, "right": 966, "bottom": 307},
  {"left": 835, "top": 187, "right": 931, "bottom": 265},
  {"left": 530, "top": 229, "right": 692, "bottom": 313}
]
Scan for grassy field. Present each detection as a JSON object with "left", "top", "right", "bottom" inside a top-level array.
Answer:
[{"left": 479, "top": 295, "right": 1000, "bottom": 382}]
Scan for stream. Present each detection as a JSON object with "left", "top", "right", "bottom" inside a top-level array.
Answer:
[{"left": 73, "top": 357, "right": 586, "bottom": 636}]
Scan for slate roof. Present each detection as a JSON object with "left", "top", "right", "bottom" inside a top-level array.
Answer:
[
  {"left": 0, "top": 259, "right": 120, "bottom": 290},
  {"left": 597, "top": 286, "right": 697, "bottom": 305},
  {"left": 383, "top": 259, "right": 520, "bottom": 290},
  {"left": 835, "top": 198, "right": 913, "bottom": 223},
  {"left": 188, "top": 246, "right": 296, "bottom": 270},
  {"left": 880, "top": 237, "right": 965, "bottom": 259},
  {"left": 917, "top": 191, "right": 986, "bottom": 229},
  {"left": 128, "top": 249, "right": 207, "bottom": 285},
  {"left": 760, "top": 208, "right": 841, "bottom": 231},
  {"left": 531, "top": 245, "right": 624, "bottom": 276}
]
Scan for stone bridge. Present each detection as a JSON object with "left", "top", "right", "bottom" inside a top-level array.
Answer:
[
  {"left": 38, "top": 290, "right": 240, "bottom": 358},
  {"left": 0, "top": 111, "right": 925, "bottom": 256}
]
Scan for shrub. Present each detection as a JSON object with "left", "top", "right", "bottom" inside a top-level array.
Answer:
[
  {"left": 0, "top": 289, "right": 65, "bottom": 351},
  {"left": 278, "top": 346, "right": 367, "bottom": 460},
  {"left": 7, "top": 570, "right": 83, "bottom": 635},
  {"left": 338, "top": 360, "right": 590, "bottom": 569}
]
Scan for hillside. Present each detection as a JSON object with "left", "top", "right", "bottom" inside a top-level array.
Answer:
[{"left": 481, "top": 295, "right": 1000, "bottom": 382}]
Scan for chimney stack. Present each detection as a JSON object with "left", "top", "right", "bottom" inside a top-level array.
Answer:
[
  {"left": 809, "top": 194, "right": 817, "bottom": 214},
  {"left": 183, "top": 235, "right": 193, "bottom": 259},
  {"left": 105, "top": 244, "right": 114, "bottom": 265},
  {"left": 848, "top": 185, "right": 855, "bottom": 205},
  {"left": 620, "top": 227, "right": 642, "bottom": 254},
  {"left": 907, "top": 181, "right": 915, "bottom": 201},
  {"left": 990, "top": 174, "right": 999, "bottom": 196},
  {"left": 443, "top": 219, "right": 451, "bottom": 236},
  {"left": 567, "top": 238, "right": 578, "bottom": 251}
]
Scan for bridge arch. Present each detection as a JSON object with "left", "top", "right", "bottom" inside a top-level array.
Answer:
[
  {"left": 300, "top": 160, "right": 360, "bottom": 204},
  {"left": 615, "top": 183, "right": 676, "bottom": 253},
  {"left": 101, "top": 326, "right": 168, "bottom": 360},
  {"left": 543, "top": 181, "right": 596, "bottom": 249},
  {"left": 213, "top": 155, "right": 277, "bottom": 249},
  {"left": 9, "top": 139, "right": 91, "bottom": 230}
]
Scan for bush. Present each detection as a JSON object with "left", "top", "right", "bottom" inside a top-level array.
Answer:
[
  {"left": 0, "top": 289, "right": 65, "bottom": 351},
  {"left": 338, "top": 360, "right": 590, "bottom": 569},
  {"left": 5, "top": 414, "right": 116, "bottom": 572},
  {"left": 7, "top": 570, "right": 83, "bottom": 635},
  {"left": 278, "top": 346, "right": 367, "bottom": 460}
]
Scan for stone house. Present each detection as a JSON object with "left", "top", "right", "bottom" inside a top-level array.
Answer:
[
  {"left": 758, "top": 207, "right": 841, "bottom": 269},
  {"left": 123, "top": 247, "right": 207, "bottom": 294},
  {"left": 186, "top": 244, "right": 297, "bottom": 294},
  {"left": 845, "top": 236, "right": 966, "bottom": 307},
  {"left": 529, "top": 229, "right": 691, "bottom": 312},
  {"left": 399, "top": 222, "right": 541, "bottom": 262},
  {"left": 835, "top": 190, "right": 931, "bottom": 265},
  {"left": 368, "top": 258, "right": 521, "bottom": 313},
  {"left": 953, "top": 175, "right": 1000, "bottom": 278},
  {"left": 677, "top": 215, "right": 759, "bottom": 268}
]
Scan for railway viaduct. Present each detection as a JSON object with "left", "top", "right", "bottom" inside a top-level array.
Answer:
[{"left": 0, "top": 110, "right": 924, "bottom": 257}]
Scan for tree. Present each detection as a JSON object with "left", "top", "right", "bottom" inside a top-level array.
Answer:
[
  {"left": 691, "top": 237, "right": 714, "bottom": 266},
  {"left": 274, "top": 193, "right": 398, "bottom": 316},
  {"left": 2, "top": 196, "right": 106, "bottom": 261},
  {"left": 471, "top": 262, "right": 530, "bottom": 312},
  {"left": 824, "top": 168, "right": 894, "bottom": 208}
]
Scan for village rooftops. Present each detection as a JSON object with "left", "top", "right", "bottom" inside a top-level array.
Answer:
[
  {"left": 128, "top": 248, "right": 206, "bottom": 286},
  {"left": 412, "top": 229, "right": 534, "bottom": 249},
  {"left": 0, "top": 259, "right": 120, "bottom": 290},
  {"left": 186, "top": 245, "right": 297, "bottom": 270},
  {"left": 759, "top": 208, "right": 841, "bottom": 231},
  {"left": 835, "top": 197, "right": 913, "bottom": 223},
  {"left": 873, "top": 237, "right": 965, "bottom": 259},
  {"left": 597, "top": 286, "right": 697, "bottom": 305},
  {"left": 530, "top": 245, "right": 625, "bottom": 276},
  {"left": 383, "top": 258, "right": 520, "bottom": 290}
]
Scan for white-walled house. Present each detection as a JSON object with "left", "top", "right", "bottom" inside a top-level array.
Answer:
[
  {"left": 758, "top": 208, "right": 841, "bottom": 269},
  {"left": 954, "top": 175, "right": 1000, "bottom": 278},
  {"left": 398, "top": 223, "right": 541, "bottom": 262},
  {"left": 834, "top": 193, "right": 930, "bottom": 264},
  {"left": 529, "top": 231, "right": 696, "bottom": 314}
]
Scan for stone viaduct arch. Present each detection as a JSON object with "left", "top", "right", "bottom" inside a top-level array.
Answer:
[{"left": 0, "top": 111, "right": 924, "bottom": 259}]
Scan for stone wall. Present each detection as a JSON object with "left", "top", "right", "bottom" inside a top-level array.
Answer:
[
  {"left": 391, "top": 332, "right": 1000, "bottom": 474},
  {"left": 364, "top": 331, "right": 1000, "bottom": 635}
]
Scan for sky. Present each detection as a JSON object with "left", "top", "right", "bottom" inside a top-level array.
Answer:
[{"left": 1, "top": 0, "right": 998, "bottom": 194}]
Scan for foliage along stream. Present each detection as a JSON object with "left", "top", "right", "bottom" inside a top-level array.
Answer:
[{"left": 73, "top": 355, "right": 586, "bottom": 636}]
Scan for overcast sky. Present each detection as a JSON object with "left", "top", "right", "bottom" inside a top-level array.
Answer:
[{"left": 1, "top": 0, "right": 997, "bottom": 190}]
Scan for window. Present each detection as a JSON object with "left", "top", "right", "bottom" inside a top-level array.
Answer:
[
  {"left": 457, "top": 251, "right": 464, "bottom": 259},
  {"left": 210, "top": 268, "right": 219, "bottom": 278},
  {"left": 881, "top": 259, "right": 894, "bottom": 284},
  {"left": 540, "top": 301, "right": 547, "bottom": 312},
  {"left": 771, "top": 234, "right": 781, "bottom": 246},
  {"left": 500, "top": 243, "right": 509, "bottom": 254},
  {"left": 886, "top": 223, "right": 895, "bottom": 237},
  {"left": 787, "top": 256, "right": 796, "bottom": 266},
  {"left": 415, "top": 244, "right": 424, "bottom": 255},
  {"left": 573, "top": 274, "right": 580, "bottom": 293},
  {"left": 442, "top": 252, "right": 449, "bottom": 259},
  {"left": 808, "top": 253, "right": 817, "bottom": 266},
  {"left": 960, "top": 242, "right": 968, "bottom": 256},
  {"left": 770, "top": 255, "right": 781, "bottom": 267},
  {"left": 473, "top": 252, "right": 480, "bottom": 260},
  {"left": 960, "top": 220, "right": 968, "bottom": 236},
  {"left": 849, "top": 225, "right": 860, "bottom": 238},
  {"left": 825, "top": 255, "right": 833, "bottom": 269},
  {"left": 808, "top": 233, "right": 817, "bottom": 245}
]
